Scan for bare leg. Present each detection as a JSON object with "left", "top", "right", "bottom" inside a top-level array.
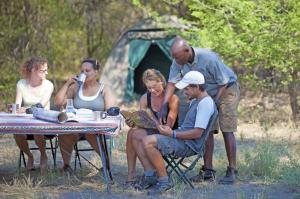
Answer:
[
  {"left": 85, "top": 134, "right": 100, "bottom": 155},
  {"left": 222, "top": 132, "right": 236, "bottom": 169},
  {"left": 204, "top": 132, "right": 214, "bottom": 169},
  {"left": 135, "top": 135, "right": 156, "bottom": 172},
  {"left": 190, "top": 132, "right": 216, "bottom": 182},
  {"left": 58, "top": 134, "right": 79, "bottom": 167},
  {"left": 126, "top": 128, "right": 148, "bottom": 181},
  {"left": 143, "top": 135, "right": 167, "bottom": 177},
  {"left": 14, "top": 134, "right": 34, "bottom": 170},
  {"left": 33, "top": 135, "right": 47, "bottom": 172},
  {"left": 126, "top": 129, "right": 137, "bottom": 181}
]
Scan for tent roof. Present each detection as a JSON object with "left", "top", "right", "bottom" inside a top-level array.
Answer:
[{"left": 125, "top": 15, "right": 188, "bottom": 40}]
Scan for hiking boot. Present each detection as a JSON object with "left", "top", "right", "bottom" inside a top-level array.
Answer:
[
  {"left": 147, "top": 181, "right": 173, "bottom": 195},
  {"left": 190, "top": 166, "right": 216, "bottom": 182},
  {"left": 134, "top": 175, "right": 157, "bottom": 190},
  {"left": 218, "top": 166, "right": 238, "bottom": 184}
]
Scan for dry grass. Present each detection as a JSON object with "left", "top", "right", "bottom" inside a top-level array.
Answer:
[{"left": 0, "top": 92, "right": 300, "bottom": 198}]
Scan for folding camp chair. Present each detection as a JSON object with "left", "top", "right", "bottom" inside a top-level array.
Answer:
[
  {"left": 163, "top": 108, "right": 218, "bottom": 189},
  {"left": 73, "top": 135, "right": 114, "bottom": 171},
  {"left": 19, "top": 135, "right": 58, "bottom": 169}
]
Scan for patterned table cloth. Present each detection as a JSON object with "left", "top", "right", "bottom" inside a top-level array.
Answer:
[{"left": 0, "top": 113, "right": 123, "bottom": 136}]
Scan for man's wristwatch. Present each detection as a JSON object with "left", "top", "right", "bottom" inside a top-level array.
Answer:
[{"left": 172, "top": 130, "right": 177, "bottom": 139}]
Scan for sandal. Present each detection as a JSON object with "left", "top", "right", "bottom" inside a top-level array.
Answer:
[
  {"left": 60, "top": 165, "right": 74, "bottom": 175},
  {"left": 27, "top": 167, "right": 36, "bottom": 171}
]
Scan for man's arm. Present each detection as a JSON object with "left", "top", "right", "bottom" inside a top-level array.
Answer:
[
  {"left": 157, "top": 125, "right": 204, "bottom": 140},
  {"left": 158, "top": 83, "right": 176, "bottom": 124},
  {"left": 166, "top": 94, "right": 179, "bottom": 128},
  {"left": 174, "top": 128, "right": 204, "bottom": 139},
  {"left": 214, "top": 84, "right": 227, "bottom": 106},
  {"left": 163, "top": 83, "right": 176, "bottom": 104}
]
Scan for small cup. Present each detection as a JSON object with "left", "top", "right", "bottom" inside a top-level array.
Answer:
[
  {"left": 7, "top": 104, "right": 19, "bottom": 114},
  {"left": 94, "top": 111, "right": 107, "bottom": 121},
  {"left": 76, "top": 73, "right": 86, "bottom": 85},
  {"left": 65, "top": 99, "right": 76, "bottom": 114}
]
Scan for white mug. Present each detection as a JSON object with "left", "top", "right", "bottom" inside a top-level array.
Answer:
[
  {"left": 8, "top": 103, "right": 19, "bottom": 114},
  {"left": 77, "top": 73, "right": 86, "bottom": 85},
  {"left": 94, "top": 111, "right": 107, "bottom": 121}
]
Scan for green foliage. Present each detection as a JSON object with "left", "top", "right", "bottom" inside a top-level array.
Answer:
[
  {"left": 137, "top": 0, "right": 300, "bottom": 120},
  {"left": 244, "top": 141, "right": 283, "bottom": 178},
  {"left": 0, "top": 0, "right": 143, "bottom": 110},
  {"left": 280, "top": 155, "right": 300, "bottom": 188},
  {"left": 239, "top": 139, "right": 300, "bottom": 189}
]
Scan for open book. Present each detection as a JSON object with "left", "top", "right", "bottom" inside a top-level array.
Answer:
[{"left": 120, "top": 109, "right": 159, "bottom": 130}]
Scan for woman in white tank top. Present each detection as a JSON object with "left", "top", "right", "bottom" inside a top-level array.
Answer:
[
  {"left": 54, "top": 59, "right": 116, "bottom": 173},
  {"left": 14, "top": 56, "right": 54, "bottom": 173}
]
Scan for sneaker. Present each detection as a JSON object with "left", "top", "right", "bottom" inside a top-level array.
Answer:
[
  {"left": 190, "top": 166, "right": 216, "bottom": 182},
  {"left": 134, "top": 175, "right": 157, "bottom": 190},
  {"left": 123, "top": 175, "right": 142, "bottom": 188},
  {"left": 123, "top": 180, "right": 137, "bottom": 189},
  {"left": 147, "top": 181, "right": 173, "bottom": 195},
  {"left": 218, "top": 166, "right": 238, "bottom": 184}
]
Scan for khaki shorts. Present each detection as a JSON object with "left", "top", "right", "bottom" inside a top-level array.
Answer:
[{"left": 213, "top": 82, "right": 240, "bottom": 133}]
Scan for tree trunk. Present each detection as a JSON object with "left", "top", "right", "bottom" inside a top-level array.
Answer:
[
  {"left": 85, "top": 0, "right": 104, "bottom": 58},
  {"left": 288, "top": 79, "right": 299, "bottom": 122}
]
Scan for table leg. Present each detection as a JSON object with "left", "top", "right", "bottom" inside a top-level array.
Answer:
[
  {"left": 102, "top": 135, "right": 113, "bottom": 181},
  {"left": 96, "top": 134, "right": 111, "bottom": 193}
]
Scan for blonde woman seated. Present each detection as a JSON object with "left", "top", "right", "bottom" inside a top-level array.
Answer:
[
  {"left": 54, "top": 59, "right": 116, "bottom": 172},
  {"left": 126, "top": 69, "right": 179, "bottom": 184},
  {"left": 14, "top": 56, "right": 54, "bottom": 172}
]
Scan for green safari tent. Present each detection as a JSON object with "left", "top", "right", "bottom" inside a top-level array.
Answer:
[
  {"left": 101, "top": 16, "right": 189, "bottom": 124},
  {"left": 100, "top": 16, "right": 183, "bottom": 104}
]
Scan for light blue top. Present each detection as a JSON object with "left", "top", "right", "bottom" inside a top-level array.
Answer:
[
  {"left": 168, "top": 48, "right": 237, "bottom": 97},
  {"left": 178, "top": 96, "right": 215, "bottom": 153}
]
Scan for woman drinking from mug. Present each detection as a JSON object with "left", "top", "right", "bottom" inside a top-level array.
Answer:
[
  {"left": 54, "top": 58, "right": 116, "bottom": 172},
  {"left": 14, "top": 56, "right": 54, "bottom": 172},
  {"left": 125, "top": 69, "right": 179, "bottom": 185}
]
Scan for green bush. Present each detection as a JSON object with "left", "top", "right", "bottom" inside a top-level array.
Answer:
[
  {"left": 241, "top": 141, "right": 286, "bottom": 180},
  {"left": 280, "top": 156, "right": 300, "bottom": 188}
]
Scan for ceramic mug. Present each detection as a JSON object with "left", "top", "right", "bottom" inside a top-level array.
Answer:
[
  {"left": 7, "top": 103, "right": 19, "bottom": 114},
  {"left": 76, "top": 73, "right": 86, "bottom": 85},
  {"left": 94, "top": 111, "right": 107, "bottom": 121}
]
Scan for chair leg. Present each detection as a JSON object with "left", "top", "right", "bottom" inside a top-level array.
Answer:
[
  {"left": 49, "top": 138, "right": 56, "bottom": 169},
  {"left": 77, "top": 148, "right": 82, "bottom": 168},
  {"left": 19, "top": 151, "right": 26, "bottom": 168},
  {"left": 53, "top": 136, "right": 58, "bottom": 168},
  {"left": 17, "top": 136, "right": 59, "bottom": 170},
  {"left": 74, "top": 144, "right": 77, "bottom": 170},
  {"left": 18, "top": 151, "right": 22, "bottom": 169},
  {"left": 74, "top": 143, "right": 82, "bottom": 170},
  {"left": 164, "top": 157, "right": 194, "bottom": 188}
]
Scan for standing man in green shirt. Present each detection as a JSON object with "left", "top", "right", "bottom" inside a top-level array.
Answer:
[{"left": 159, "top": 37, "right": 240, "bottom": 184}]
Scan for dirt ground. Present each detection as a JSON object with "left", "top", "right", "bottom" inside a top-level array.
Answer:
[
  {"left": 0, "top": 123, "right": 299, "bottom": 199},
  {"left": 0, "top": 93, "right": 300, "bottom": 198}
]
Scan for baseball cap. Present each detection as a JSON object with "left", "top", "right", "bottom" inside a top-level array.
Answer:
[{"left": 175, "top": 71, "right": 205, "bottom": 89}]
